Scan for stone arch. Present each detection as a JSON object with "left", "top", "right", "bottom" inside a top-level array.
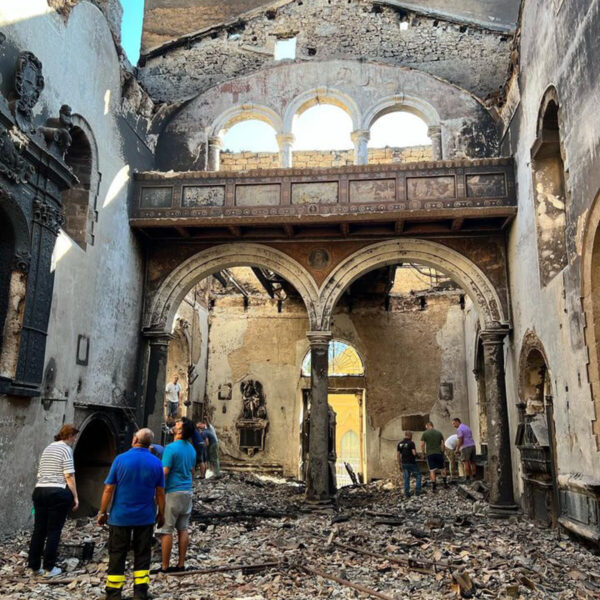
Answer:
[
  {"left": 317, "top": 239, "right": 508, "bottom": 331},
  {"left": 145, "top": 243, "right": 320, "bottom": 334},
  {"left": 210, "top": 104, "right": 284, "bottom": 137},
  {"left": 73, "top": 412, "right": 117, "bottom": 515},
  {"left": 61, "top": 114, "right": 100, "bottom": 249},
  {"left": 361, "top": 94, "right": 441, "bottom": 130},
  {"left": 580, "top": 188, "right": 600, "bottom": 445},
  {"left": 283, "top": 88, "right": 361, "bottom": 133},
  {"left": 518, "top": 330, "right": 553, "bottom": 413}
]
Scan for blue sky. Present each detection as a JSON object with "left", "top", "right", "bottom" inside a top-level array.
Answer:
[{"left": 121, "top": 0, "right": 145, "bottom": 65}]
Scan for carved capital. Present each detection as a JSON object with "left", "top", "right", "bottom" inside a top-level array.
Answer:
[
  {"left": 307, "top": 330, "right": 332, "bottom": 348},
  {"left": 10, "top": 51, "right": 44, "bottom": 132},
  {"left": 13, "top": 250, "right": 31, "bottom": 273},
  {"left": 480, "top": 327, "right": 510, "bottom": 346},
  {"left": 276, "top": 133, "right": 295, "bottom": 146},
  {"left": 32, "top": 198, "right": 64, "bottom": 235},
  {"left": 350, "top": 129, "right": 370, "bottom": 144},
  {"left": 0, "top": 129, "right": 33, "bottom": 184}
]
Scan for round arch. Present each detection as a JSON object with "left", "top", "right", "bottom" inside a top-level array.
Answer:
[
  {"left": 580, "top": 188, "right": 600, "bottom": 440},
  {"left": 361, "top": 94, "right": 441, "bottom": 130},
  {"left": 283, "top": 88, "right": 361, "bottom": 133},
  {"left": 210, "top": 104, "right": 284, "bottom": 137},
  {"left": 317, "top": 239, "right": 508, "bottom": 331},
  {"left": 0, "top": 189, "right": 31, "bottom": 265},
  {"left": 518, "top": 330, "right": 553, "bottom": 410},
  {"left": 73, "top": 413, "right": 117, "bottom": 515},
  {"left": 145, "top": 243, "right": 320, "bottom": 334},
  {"left": 535, "top": 85, "right": 560, "bottom": 138},
  {"left": 301, "top": 337, "right": 365, "bottom": 377}
]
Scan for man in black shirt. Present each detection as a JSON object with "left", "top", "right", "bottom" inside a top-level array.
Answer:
[{"left": 397, "top": 431, "right": 421, "bottom": 498}]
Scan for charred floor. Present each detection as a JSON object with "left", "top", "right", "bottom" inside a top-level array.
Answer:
[{"left": 1, "top": 474, "right": 599, "bottom": 599}]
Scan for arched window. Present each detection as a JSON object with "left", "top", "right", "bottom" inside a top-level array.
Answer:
[
  {"left": 221, "top": 119, "right": 279, "bottom": 153},
  {"left": 292, "top": 104, "right": 354, "bottom": 167},
  {"left": 368, "top": 111, "right": 432, "bottom": 164},
  {"left": 531, "top": 88, "right": 568, "bottom": 286},
  {"left": 62, "top": 123, "right": 98, "bottom": 249},
  {"left": 301, "top": 339, "right": 364, "bottom": 377}
]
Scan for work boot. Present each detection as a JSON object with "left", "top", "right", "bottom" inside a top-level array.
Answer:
[
  {"left": 443, "top": 476, "right": 448, "bottom": 489},
  {"left": 432, "top": 481, "right": 437, "bottom": 492},
  {"left": 133, "top": 583, "right": 150, "bottom": 600}
]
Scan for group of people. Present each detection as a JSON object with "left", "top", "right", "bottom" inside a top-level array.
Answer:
[
  {"left": 396, "top": 417, "right": 477, "bottom": 497},
  {"left": 28, "top": 418, "right": 221, "bottom": 600}
]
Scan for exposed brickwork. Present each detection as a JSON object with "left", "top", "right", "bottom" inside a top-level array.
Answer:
[
  {"left": 139, "top": 0, "right": 512, "bottom": 103},
  {"left": 220, "top": 145, "right": 433, "bottom": 171}
]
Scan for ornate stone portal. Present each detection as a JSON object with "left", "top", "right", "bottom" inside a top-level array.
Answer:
[{"left": 236, "top": 379, "right": 268, "bottom": 456}]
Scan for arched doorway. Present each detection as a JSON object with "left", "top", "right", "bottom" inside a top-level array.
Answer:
[
  {"left": 516, "top": 334, "right": 559, "bottom": 526},
  {"left": 315, "top": 239, "right": 516, "bottom": 513},
  {"left": 73, "top": 416, "right": 117, "bottom": 516}
]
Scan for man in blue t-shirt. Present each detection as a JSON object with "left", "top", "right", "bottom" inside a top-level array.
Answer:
[
  {"left": 97, "top": 428, "right": 165, "bottom": 600},
  {"left": 157, "top": 418, "right": 197, "bottom": 572}
]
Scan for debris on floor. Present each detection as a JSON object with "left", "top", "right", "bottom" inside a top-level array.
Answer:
[{"left": 1, "top": 473, "right": 599, "bottom": 599}]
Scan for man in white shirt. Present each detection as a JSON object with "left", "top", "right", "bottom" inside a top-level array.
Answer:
[
  {"left": 444, "top": 434, "right": 461, "bottom": 479},
  {"left": 165, "top": 376, "right": 181, "bottom": 420}
]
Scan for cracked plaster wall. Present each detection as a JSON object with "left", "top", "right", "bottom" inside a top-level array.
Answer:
[
  {"left": 205, "top": 292, "right": 469, "bottom": 480},
  {"left": 0, "top": 1, "right": 151, "bottom": 531},
  {"left": 157, "top": 60, "right": 498, "bottom": 171},
  {"left": 502, "top": 0, "right": 600, "bottom": 483},
  {"left": 139, "top": 0, "right": 512, "bottom": 104}
]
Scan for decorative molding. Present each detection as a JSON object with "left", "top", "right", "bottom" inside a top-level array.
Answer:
[
  {"left": 145, "top": 243, "right": 320, "bottom": 334},
  {"left": 0, "top": 129, "right": 33, "bottom": 184},
  {"left": 318, "top": 239, "right": 510, "bottom": 331},
  {"left": 32, "top": 198, "right": 64, "bottom": 235},
  {"left": 40, "top": 104, "right": 73, "bottom": 157},
  {"left": 10, "top": 51, "right": 44, "bottom": 132},
  {"left": 13, "top": 249, "right": 31, "bottom": 273}
]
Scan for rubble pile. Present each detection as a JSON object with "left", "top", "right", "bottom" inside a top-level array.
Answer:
[{"left": 1, "top": 474, "right": 599, "bottom": 599}]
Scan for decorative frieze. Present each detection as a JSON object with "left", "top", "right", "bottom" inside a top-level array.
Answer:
[{"left": 32, "top": 198, "right": 64, "bottom": 235}]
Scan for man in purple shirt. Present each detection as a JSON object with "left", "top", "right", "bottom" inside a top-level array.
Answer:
[{"left": 452, "top": 418, "right": 476, "bottom": 483}]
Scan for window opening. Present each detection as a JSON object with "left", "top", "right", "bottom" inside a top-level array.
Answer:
[
  {"left": 274, "top": 37, "right": 296, "bottom": 60},
  {"left": 368, "top": 111, "right": 431, "bottom": 164},
  {"left": 301, "top": 339, "right": 364, "bottom": 377}
]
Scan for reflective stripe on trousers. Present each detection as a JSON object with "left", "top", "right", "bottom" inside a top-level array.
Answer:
[
  {"left": 133, "top": 569, "right": 150, "bottom": 586},
  {"left": 106, "top": 574, "right": 126, "bottom": 589}
]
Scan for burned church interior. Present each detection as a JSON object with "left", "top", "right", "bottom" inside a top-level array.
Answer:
[{"left": 1, "top": 0, "right": 600, "bottom": 597}]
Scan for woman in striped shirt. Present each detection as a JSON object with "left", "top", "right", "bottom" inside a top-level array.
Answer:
[{"left": 28, "top": 424, "right": 80, "bottom": 577}]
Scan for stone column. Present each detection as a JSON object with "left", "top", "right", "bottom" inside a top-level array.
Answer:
[
  {"left": 207, "top": 136, "right": 223, "bottom": 171},
  {"left": 277, "top": 133, "right": 295, "bottom": 168},
  {"left": 480, "top": 328, "right": 518, "bottom": 517},
  {"left": 351, "top": 130, "right": 370, "bottom": 165},
  {"left": 306, "top": 330, "right": 332, "bottom": 503},
  {"left": 143, "top": 331, "right": 173, "bottom": 439},
  {"left": 428, "top": 125, "right": 442, "bottom": 160}
]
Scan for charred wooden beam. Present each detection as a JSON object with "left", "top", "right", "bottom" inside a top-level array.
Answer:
[
  {"left": 228, "top": 225, "right": 242, "bottom": 237},
  {"left": 252, "top": 267, "right": 276, "bottom": 298},
  {"left": 451, "top": 217, "right": 465, "bottom": 231},
  {"left": 174, "top": 226, "right": 190, "bottom": 238}
]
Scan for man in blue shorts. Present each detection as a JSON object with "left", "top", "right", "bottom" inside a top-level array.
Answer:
[{"left": 420, "top": 421, "right": 447, "bottom": 491}]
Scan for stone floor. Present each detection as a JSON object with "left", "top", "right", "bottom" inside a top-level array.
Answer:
[{"left": 1, "top": 474, "right": 599, "bottom": 599}]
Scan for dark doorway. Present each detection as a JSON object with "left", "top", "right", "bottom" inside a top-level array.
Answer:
[{"left": 73, "top": 417, "right": 117, "bottom": 516}]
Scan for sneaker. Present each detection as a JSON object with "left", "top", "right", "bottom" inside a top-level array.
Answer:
[{"left": 45, "top": 567, "right": 62, "bottom": 577}]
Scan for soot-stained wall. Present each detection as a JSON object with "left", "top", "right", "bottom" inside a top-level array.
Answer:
[
  {"left": 139, "top": 0, "right": 513, "bottom": 103},
  {"left": 205, "top": 291, "right": 470, "bottom": 479}
]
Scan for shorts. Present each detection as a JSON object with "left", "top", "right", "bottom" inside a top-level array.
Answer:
[
  {"left": 426, "top": 453, "right": 445, "bottom": 471},
  {"left": 461, "top": 445, "right": 476, "bottom": 461},
  {"left": 196, "top": 446, "right": 207, "bottom": 464},
  {"left": 157, "top": 491, "right": 193, "bottom": 534}
]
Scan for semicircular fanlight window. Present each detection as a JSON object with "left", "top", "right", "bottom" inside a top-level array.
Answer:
[{"left": 301, "top": 340, "right": 364, "bottom": 377}]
